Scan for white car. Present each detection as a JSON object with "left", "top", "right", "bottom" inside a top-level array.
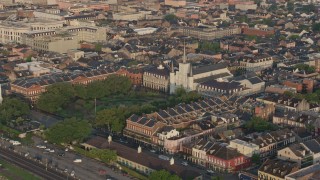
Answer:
[
  {"left": 150, "top": 149, "right": 156, "bottom": 153},
  {"left": 158, "top": 155, "right": 170, "bottom": 161},
  {"left": 25, "top": 152, "right": 29, "bottom": 157},
  {"left": 49, "top": 149, "right": 55, "bottom": 153},
  {"left": 207, "top": 170, "right": 215, "bottom": 174},
  {"left": 181, "top": 161, "right": 188, "bottom": 166},
  {"left": 70, "top": 170, "right": 75, "bottom": 177},
  {"left": 73, "top": 159, "right": 82, "bottom": 163},
  {"left": 11, "top": 141, "right": 21, "bottom": 146},
  {"left": 37, "top": 145, "right": 46, "bottom": 149}
]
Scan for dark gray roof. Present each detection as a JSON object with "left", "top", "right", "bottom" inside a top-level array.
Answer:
[
  {"left": 192, "top": 62, "right": 228, "bottom": 75},
  {"left": 248, "top": 77, "right": 264, "bottom": 84},
  {"left": 303, "top": 139, "right": 320, "bottom": 153}
]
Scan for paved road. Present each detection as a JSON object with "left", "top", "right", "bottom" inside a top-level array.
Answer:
[
  {"left": 0, "top": 146, "right": 68, "bottom": 180},
  {"left": 0, "top": 138, "right": 131, "bottom": 180}
]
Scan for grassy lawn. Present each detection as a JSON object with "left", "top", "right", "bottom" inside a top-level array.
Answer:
[{"left": 0, "top": 159, "right": 41, "bottom": 180}]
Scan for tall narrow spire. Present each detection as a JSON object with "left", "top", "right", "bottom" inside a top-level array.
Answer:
[
  {"left": 189, "top": 66, "right": 193, "bottom": 77},
  {"left": 0, "top": 85, "right": 3, "bottom": 105},
  {"left": 183, "top": 40, "right": 186, "bottom": 64},
  {"left": 171, "top": 60, "right": 174, "bottom": 73}
]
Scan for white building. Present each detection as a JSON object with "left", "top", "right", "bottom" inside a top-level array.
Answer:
[
  {"left": 169, "top": 45, "right": 233, "bottom": 94},
  {"left": 0, "top": 20, "right": 64, "bottom": 44},
  {"left": 229, "top": 139, "right": 259, "bottom": 157},
  {"left": 134, "top": 27, "right": 158, "bottom": 35}
]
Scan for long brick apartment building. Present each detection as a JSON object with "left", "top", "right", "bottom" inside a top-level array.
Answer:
[
  {"left": 11, "top": 68, "right": 116, "bottom": 103},
  {"left": 124, "top": 97, "right": 235, "bottom": 146}
]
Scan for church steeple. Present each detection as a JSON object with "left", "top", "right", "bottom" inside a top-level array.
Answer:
[
  {"left": 0, "top": 85, "right": 3, "bottom": 105},
  {"left": 183, "top": 40, "right": 187, "bottom": 64},
  {"left": 171, "top": 60, "right": 174, "bottom": 73}
]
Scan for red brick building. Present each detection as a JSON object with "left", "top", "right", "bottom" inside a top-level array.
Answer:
[
  {"left": 255, "top": 103, "right": 275, "bottom": 120},
  {"left": 116, "top": 67, "right": 143, "bottom": 86},
  {"left": 283, "top": 79, "right": 314, "bottom": 93},
  {"left": 243, "top": 28, "right": 275, "bottom": 37},
  {"left": 11, "top": 68, "right": 115, "bottom": 103}
]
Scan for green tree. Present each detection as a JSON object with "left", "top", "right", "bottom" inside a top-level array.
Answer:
[
  {"left": 45, "top": 117, "right": 91, "bottom": 144},
  {"left": 26, "top": 56, "right": 32, "bottom": 62},
  {"left": 245, "top": 116, "right": 278, "bottom": 132},
  {"left": 149, "top": 170, "right": 181, "bottom": 180},
  {"left": 312, "top": 23, "right": 320, "bottom": 32},
  {"left": 164, "top": 14, "right": 178, "bottom": 23},
  {"left": 89, "top": 148, "right": 117, "bottom": 163},
  {"left": 287, "top": 1, "right": 294, "bottom": 12},
  {"left": 198, "top": 41, "right": 220, "bottom": 53},
  {"left": 289, "top": 35, "right": 300, "bottom": 40},
  {"left": 300, "top": 4, "right": 316, "bottom": 13},
  {"left": 251, "top": 153, "right": 261, "bottom": 164},
  {"left": 37, "top": 83, "right": 75, "bottom": 113},
  {"left": 284, "top": 91, "right": 294, "bottom": 98},
  {"left": 74, "top": 85, "right": 88, "bottom": 99},
  {"left": 0, "top": 98, "right": 30, "bottom": 125},
  {"left": 95, "top": 107, "right": 125, "bottom": 133},
  {"left": 254, "top": 0, "right": 262, "bottom": 6},
  {"left": 294, "top": 64, "right": 315, "bottom": 74},
  {"left": 268, "top": 3, "right": 277, "bottom": 11},
  {"left": 95, "top": 43, "right": 102, "bottom": 52}
]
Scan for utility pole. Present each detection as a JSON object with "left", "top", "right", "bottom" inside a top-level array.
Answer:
[{"left": 94, "top": 98, "right": 97, "bottom": 116}]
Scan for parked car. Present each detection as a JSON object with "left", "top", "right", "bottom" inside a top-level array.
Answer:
[
  {"left": 150, "top": 149, "right": 156, "bottom": 153},
  {"left": 181, "top": 161, "right": 188, "bottom": 166},
  {"left": 158, "top": 155, "right": 170, "bottom": 161},
  {"left": 36, "top": 145, "right": 46, "bottom": 149},
  {"left": 207, "top": 170, "right": 215, "bottom": 174},
  {"left": 58, "top": 152, "right": 65, "bottom": 157}
]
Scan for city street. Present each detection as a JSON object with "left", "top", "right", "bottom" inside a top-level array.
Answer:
[{"left": 0, "top": 137, "right": 130, "bottom": 180}]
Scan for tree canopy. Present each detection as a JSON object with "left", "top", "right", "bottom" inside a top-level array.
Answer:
[
  {"left": 164, "top": 14, "right": 178, "bottom": 23},
  {"left": 149, "top": 170, "right": 181, "bottom": 180},
  {"left": 268, "top": 3, "right": 277, "bottom": 11},
  {"left": 89, "top": 148, "right": 117, "bottom": 163},
  {"left": 36, "top": 75, "right": 132, "bottom": 113},
  {"left": 0, "top": 98, "right": 30, "bottom": 125},
  {"left": 287, "top": 1, "right": 294, "bottom": 12},
  {"left": 94, "top": 87, "right": 201, "bottom": 132},
  {"left": 45, "top": 117, "right": 91, "bottom": 144},
  {"left": 37, "top": 83, "right": 75, "bottom": 113},
  {"left": 294, "top": 64, "right": 315, "bottom": 74},
  {"left": 245, "top": 116, "right": 278, "bottom": 132},
  {"left": 198, "top": 41, "right": 220, "bottom": 53},
  {"left": 312, "top": 23, "right": 320, "bottom": 33}
]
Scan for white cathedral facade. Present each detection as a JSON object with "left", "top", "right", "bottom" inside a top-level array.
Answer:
[{"left": 169, "top": 46, "right": 233, "bottom": 94}]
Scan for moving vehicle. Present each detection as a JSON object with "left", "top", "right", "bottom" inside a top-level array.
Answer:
[
  {"left": 73, "top": 159, "right": 82, "bottom": 163},
  {"left": 36, "top": 145, "right": 46, "bottom": 149},
  {"left": 11, "top": 141, "right": 21, "bottom": 146}
]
